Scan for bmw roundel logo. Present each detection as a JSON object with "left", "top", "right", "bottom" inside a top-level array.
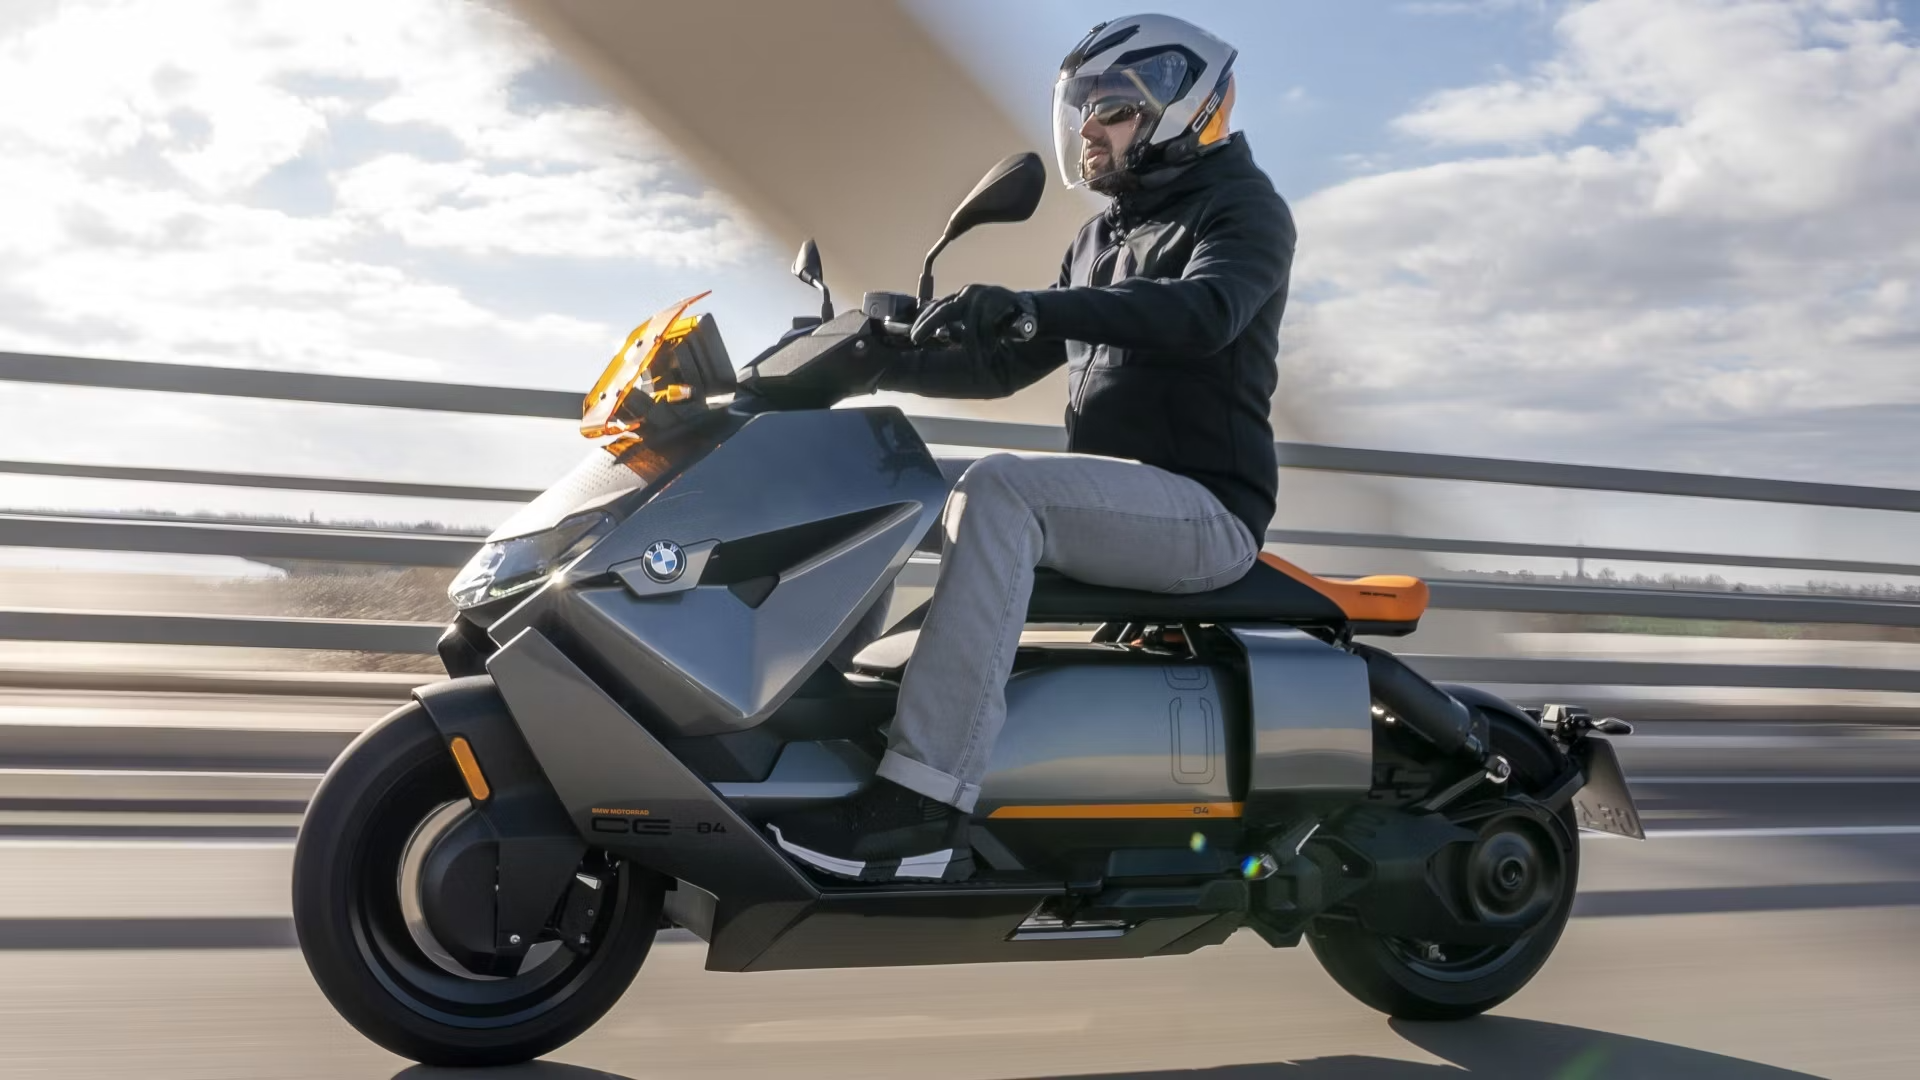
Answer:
[{"left": 641, "top": 540, "right": 684, "bottom": 583}]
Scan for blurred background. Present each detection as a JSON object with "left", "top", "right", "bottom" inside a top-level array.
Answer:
[{"left": 1, "top": 1, "right": 1918, "bottom": 1077}]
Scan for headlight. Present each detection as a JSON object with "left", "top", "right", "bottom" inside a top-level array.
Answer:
[{"left": 449, "top": 511, "right": 614, "bottom": 611}]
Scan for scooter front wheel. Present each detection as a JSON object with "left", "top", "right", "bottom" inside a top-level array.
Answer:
[{"left": 292, "top": 703, "right": 663, "bottom": 1067}]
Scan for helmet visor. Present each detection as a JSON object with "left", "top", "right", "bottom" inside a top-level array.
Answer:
[{"left": 1052, "top": 52, "right": 1190, "bottom": 188}]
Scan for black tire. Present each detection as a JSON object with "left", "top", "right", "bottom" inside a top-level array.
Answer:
[
  {"left": 292, "top": 703, "right": 663, "bottom": 1067},
  {"left": 1308, "top": 712, "right": 1579, "bottom": 1021}
]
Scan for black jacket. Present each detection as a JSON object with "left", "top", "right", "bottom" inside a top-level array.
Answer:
[{"left": 880, "top": 133, "right": 1295, "bottom": 542}]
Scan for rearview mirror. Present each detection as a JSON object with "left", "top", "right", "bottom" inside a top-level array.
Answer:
[
  {"left": 945, "top": 152, "right": 1046, "bottom": 239},
  {"left": 919, "top": 152, "right": 1046, "bottom": 303},
  {"left": 791, "top": 237, "right": 833, "bottom": 321}
]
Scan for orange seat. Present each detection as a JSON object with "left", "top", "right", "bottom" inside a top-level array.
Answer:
[{"left": 1257, "top": 553, "right": 1429, "bottom": 626}]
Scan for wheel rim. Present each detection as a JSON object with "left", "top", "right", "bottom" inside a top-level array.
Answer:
[
  {"left": 1464, "top": 821, "right": 1560, "bottom": 928},
  {"left": 1382, "top": 815, "right": 1566, "bottom": 985},
  {"left": 1380, "top": 714, "right": 1574, "bottom": 986},
  {"left": 347, "top": 752, "right": 631, "bottom": 1027},
  {"left": 396, "top": 800, "right": 566, "bottom": 981}
]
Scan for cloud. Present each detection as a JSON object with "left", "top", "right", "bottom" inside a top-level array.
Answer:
[
  {"left": 0, "top": 0, "right": 788, "bottom": 523},
  {"left": 1289, "top": 0, "right": 1920, "bottom": 483},
  {"left": 0, "top": 0, "right": 763, "bottom": 379},
  {"left": 1278, "top": 86, "right": 1316, "bottom": 112},
  {"left": 1394, "top": 77, "right": 1605, "bottom": 144},
  {"left": 331, "top": 153, "right": 754, "bottom": 263}
]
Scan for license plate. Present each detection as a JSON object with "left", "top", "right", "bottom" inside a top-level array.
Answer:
[{"left": 1570, "top": 737, "right": 1644, "bottom": 840}]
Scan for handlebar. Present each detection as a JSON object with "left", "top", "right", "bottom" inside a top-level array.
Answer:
[
  {"left": 741, "top": 302, "right": 1041, "bottom": 412},
  {"left": 879, "top": 312, "right": 1038, "bottom": 347}
]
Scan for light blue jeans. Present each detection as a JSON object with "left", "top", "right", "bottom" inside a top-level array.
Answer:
[{"left": 865, "top": 452, "right": 1259, "bottom": 812}]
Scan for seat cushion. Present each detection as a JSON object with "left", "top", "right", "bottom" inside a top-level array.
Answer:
[
  {"left": 1255, "top": 554, "right": 1430, "bottom": 625},
  {"left": 1024, "top": 557, "right": 1428, "bottom": 634},
  {"left": 1025, "top": 561, "right": 1347, "bottom": 624}
]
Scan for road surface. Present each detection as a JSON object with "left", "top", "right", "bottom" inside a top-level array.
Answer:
[{"left": 0, "top": 689, "right": 1916, "bottom": 1078}]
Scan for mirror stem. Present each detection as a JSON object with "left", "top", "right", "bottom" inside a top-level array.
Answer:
[
  {"left": 918, "top": 233, "right": 952, "bottom": 305},
  {"left": 818, "top": 285, "right": 834, "bottom": 322}
]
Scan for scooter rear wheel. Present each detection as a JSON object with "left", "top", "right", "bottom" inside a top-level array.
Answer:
[
  {"left": 1307, "top": 712, "right": 1579, "bottom": 1021},
  {"left": 292, "top": 703, "right": 663, "bottom": 1066}
]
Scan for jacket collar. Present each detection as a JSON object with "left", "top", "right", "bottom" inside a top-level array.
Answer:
[{"left": 1105, "top": 133, "right": 1256, "bottom": 229}]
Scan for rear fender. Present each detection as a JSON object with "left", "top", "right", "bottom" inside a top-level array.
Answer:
[
  {"left": 412, "top": 677, "right": 587, "bottom": 950},
  {"left": 1437, "top": 684, "right": 1559, "bottom": 764},
  {"left": 1436, "top": 684, "right": 1536, "bottom": 729},
  {"left": 1437, "top": 683, "right": 1643, "bottom": 839}
]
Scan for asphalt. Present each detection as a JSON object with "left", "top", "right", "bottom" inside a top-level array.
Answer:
[{"left": 0, "top": 691, "right": 1917, "bottom": 1078}]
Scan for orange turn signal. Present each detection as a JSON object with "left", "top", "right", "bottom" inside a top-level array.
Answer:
[{"left": 447, "top": 736, "right": 491, "bottom": 802}]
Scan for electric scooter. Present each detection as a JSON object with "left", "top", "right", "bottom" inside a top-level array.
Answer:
[{"left": 291, "top": 151, "right": 1642, "bottom": 1067}]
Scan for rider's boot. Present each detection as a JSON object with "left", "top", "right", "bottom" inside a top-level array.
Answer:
[{"left": 767, "top": 779, "right": 974, "bottom": 882}]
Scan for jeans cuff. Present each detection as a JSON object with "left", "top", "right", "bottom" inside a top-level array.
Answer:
[{"left": 877, "top": 751, "right": 981, "bottom": 814}]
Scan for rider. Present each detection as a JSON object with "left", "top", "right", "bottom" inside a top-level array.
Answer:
[{"left": 770, "top": 13, "right": 1296, "bottom": 881}]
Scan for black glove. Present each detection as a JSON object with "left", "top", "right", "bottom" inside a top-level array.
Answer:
[{"left": 909, "top": 284, "right": 1037, "bottom": 354}]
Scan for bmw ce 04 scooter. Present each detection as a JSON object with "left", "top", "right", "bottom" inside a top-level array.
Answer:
[{"left": 292, "top": 152, "right": 1644, "bottom": 1067}]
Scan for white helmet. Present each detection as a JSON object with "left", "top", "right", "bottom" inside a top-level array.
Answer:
[{"left": 1052, "top": 14, "right": 1238, "bottom": 194}]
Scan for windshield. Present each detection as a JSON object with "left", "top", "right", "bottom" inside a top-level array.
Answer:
[{"left": 581, "top": 292, "right": 712, "bottom": 440}]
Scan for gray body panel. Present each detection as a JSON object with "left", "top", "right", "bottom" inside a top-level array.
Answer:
[
  {"left": 1229, "top": 627, "right": 1374, "bottom": 811},
  {"left": 713, "top": 739, "right": 873, "bottom": 813},
  {"left": 484, "top": 626, "right": 1251, "bottom": 972},
  {"left": 711, "top": 633, "right": 1370, "bottom": 821},
  {"left": 493, "top": 409, "right": 947, "bottom": 736},
  {"left": 975, "top": 659, "right": 1235, "bottom": 814},
  {"left": 485, "top": 627, "right": 818, "bottom": 969},
  {"left": 486, "top": 628, "right": 815, "bottom": 902}
]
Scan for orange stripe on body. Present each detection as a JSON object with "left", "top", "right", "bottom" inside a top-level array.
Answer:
[{"left": 988, "top": 802, "right": 1244, "bottom": 820}]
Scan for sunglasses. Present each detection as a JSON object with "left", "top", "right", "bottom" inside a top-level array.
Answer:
[{"left": 1082, "top": 99, "right": 1143, "bottom": 126}]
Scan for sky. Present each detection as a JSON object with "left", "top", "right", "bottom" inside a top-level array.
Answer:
[{"left": 1, "top": 0, "right": 1918, "bottom": 580}]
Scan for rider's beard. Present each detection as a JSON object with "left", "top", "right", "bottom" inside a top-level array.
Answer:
[
  {"left": 1081, "top": 136, "right": 1117, "bottom": 183},
  {"left": 1084, "top": 137, "right": 1140, "bottom": 196},
  {"left": 1082, "top": 121, "right": 1144, "bottom": 195}
]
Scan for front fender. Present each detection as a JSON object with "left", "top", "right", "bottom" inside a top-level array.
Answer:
[
  {"left": 414, "top": 677, "right": 550, "bottom": 797},
  {"left": 412, "top": 677, "right": 588, "bottom": 945}
]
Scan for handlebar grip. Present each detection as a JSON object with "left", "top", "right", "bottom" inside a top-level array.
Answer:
[{"left": 915, "top": 313, "right": 1033, "bottom": 348}]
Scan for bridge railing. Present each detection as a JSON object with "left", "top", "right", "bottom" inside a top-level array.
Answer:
[{"left": 4, "top": 350, "right": 1918, "bottom": 698}]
